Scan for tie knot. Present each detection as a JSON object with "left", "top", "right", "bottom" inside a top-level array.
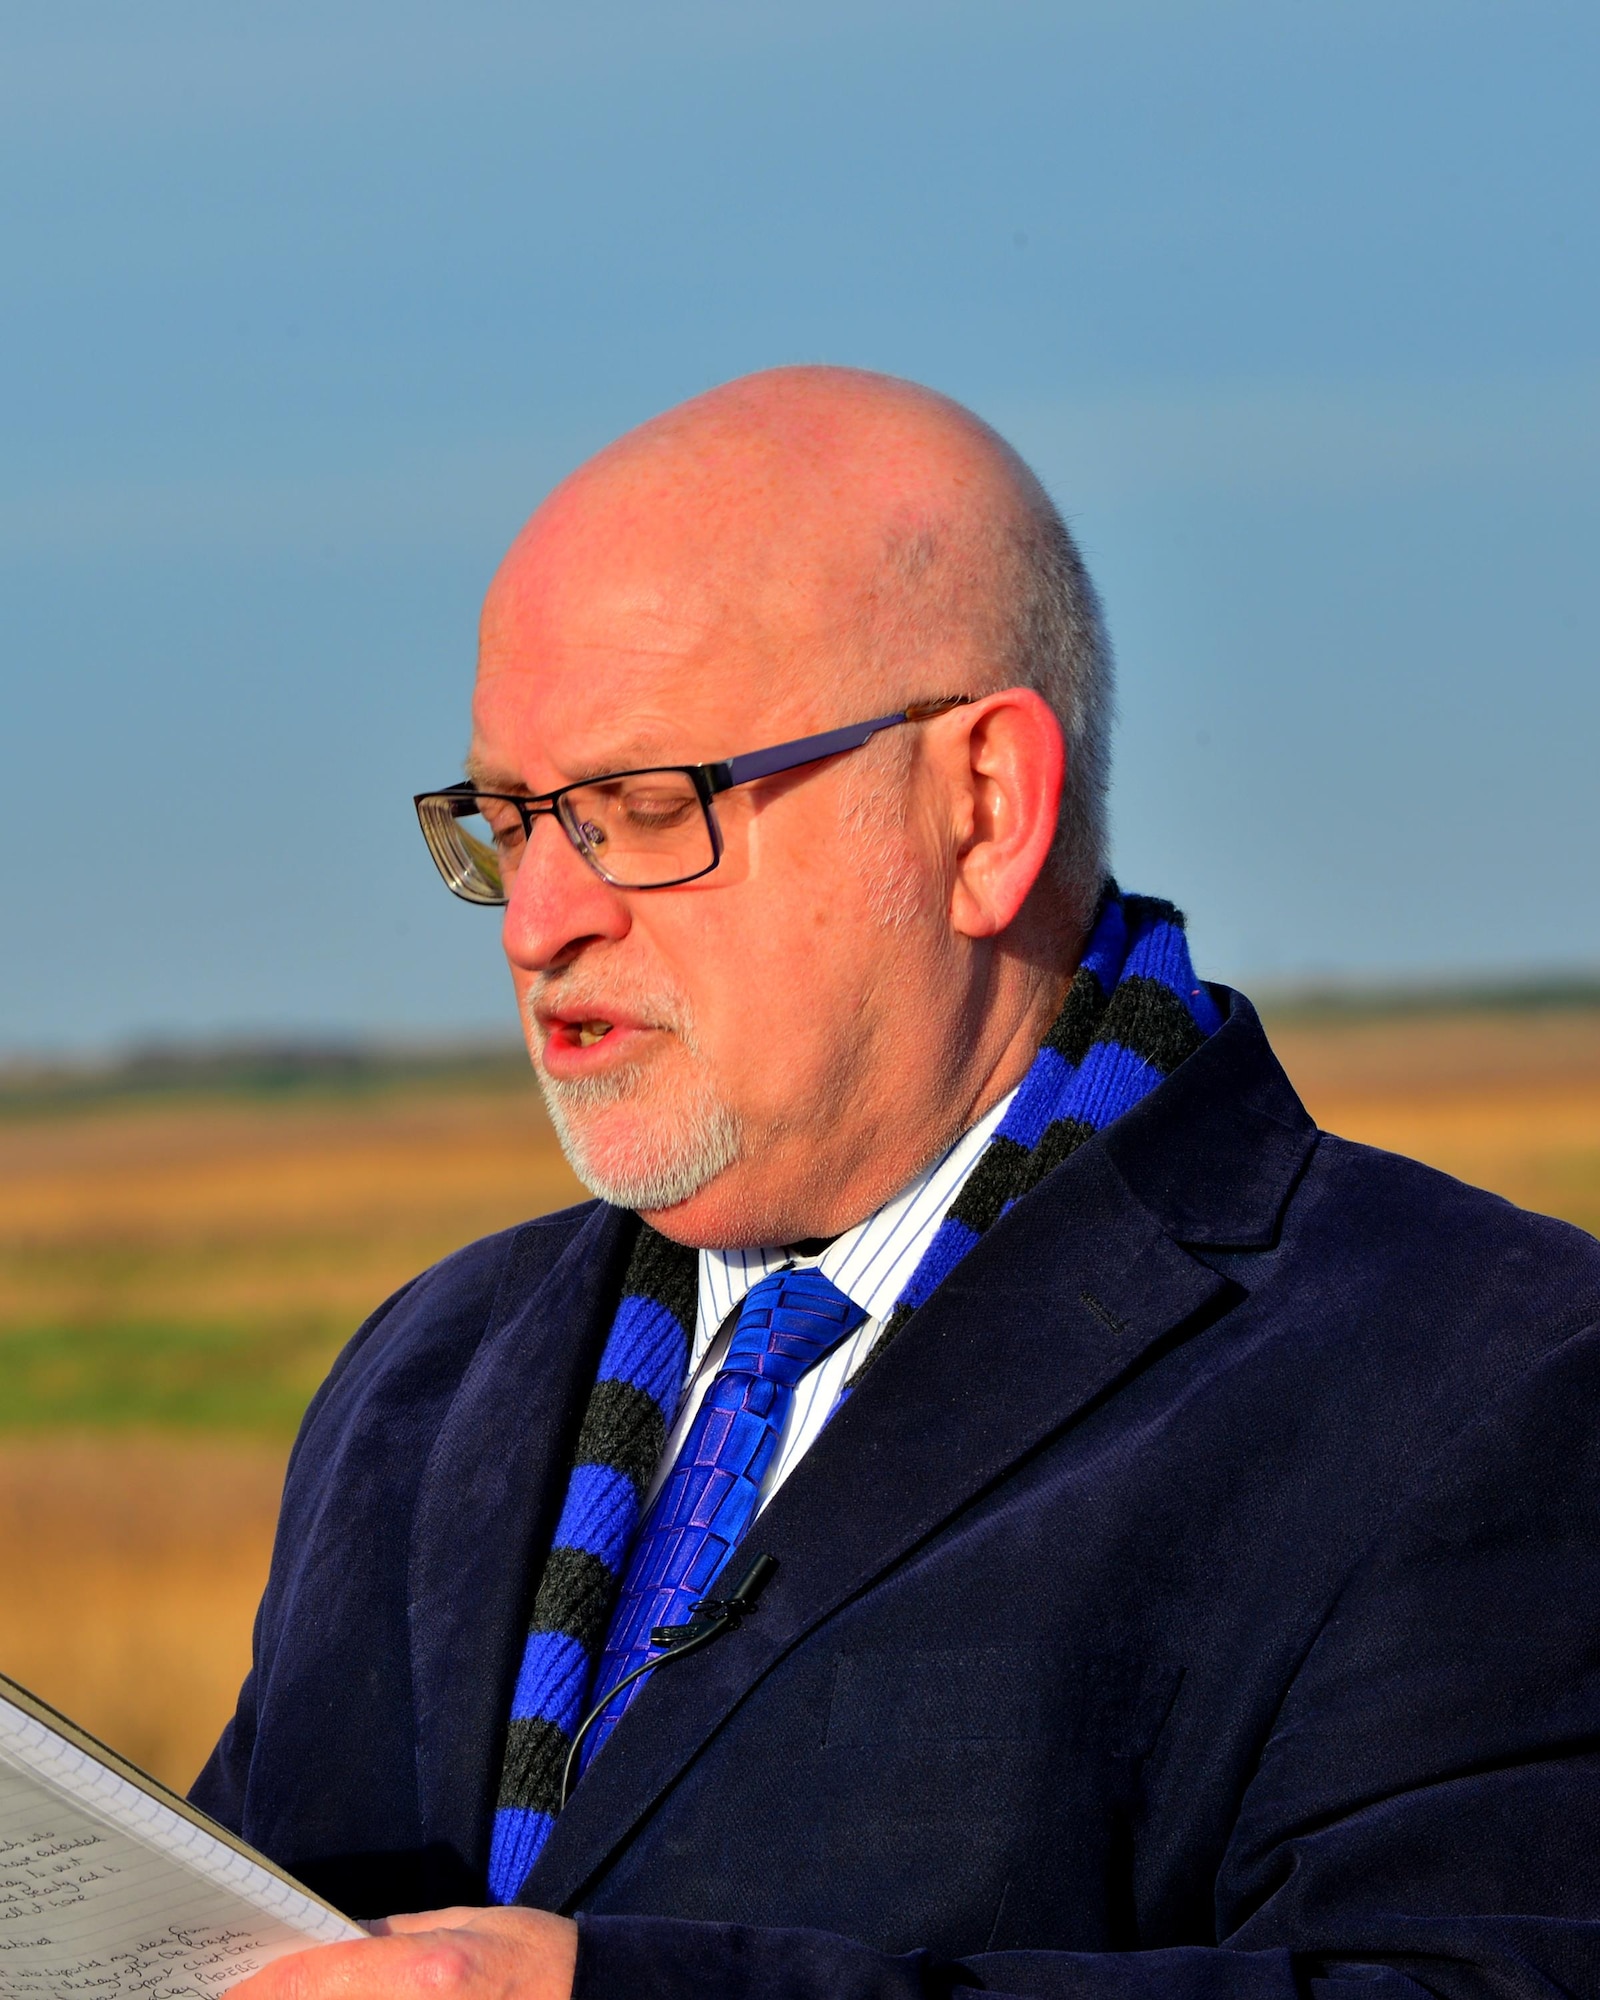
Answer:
[{"left": 724, "top": 1265, "right": 869, "bottom": 1387}]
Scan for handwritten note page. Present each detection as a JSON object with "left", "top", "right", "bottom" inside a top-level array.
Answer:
[{"left": 0, "top": 1690, "right": 363, "bottom": 1999}]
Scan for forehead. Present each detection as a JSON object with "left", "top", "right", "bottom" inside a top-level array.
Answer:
[{"left": 470, "top": 502, "right": 864, "bottom": 787}]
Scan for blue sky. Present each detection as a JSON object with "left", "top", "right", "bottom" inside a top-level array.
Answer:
[{"left": 5, "top": 1, "right": 1597, "bottom": 1049}]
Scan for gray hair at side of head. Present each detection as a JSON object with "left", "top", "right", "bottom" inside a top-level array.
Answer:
[
  {"left": 859, "top": 480, "right": 1115, "bottom": 941},
  {"left": 995, "top": 493, "right": 1115, "bottom": 935}
]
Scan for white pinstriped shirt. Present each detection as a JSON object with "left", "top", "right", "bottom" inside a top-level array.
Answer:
[{"left": 641, "top": 1085, "right": 1018, "bottom": 1515}]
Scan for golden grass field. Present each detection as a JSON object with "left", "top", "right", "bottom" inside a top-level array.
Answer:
[{"left": 0, "top": 1008, "right": 1596, "bottom": 1792}]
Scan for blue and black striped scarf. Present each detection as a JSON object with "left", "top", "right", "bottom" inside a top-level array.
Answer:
[{"left": 488, "top": 887, "right": 1218, "bottom": 1900}]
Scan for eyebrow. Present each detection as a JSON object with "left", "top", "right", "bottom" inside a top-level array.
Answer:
[
  {"left": 462, "top": 742, "right": 692, "bottom": 793},
  {"left": 462, "top": 752, "right": 524, "bottom": 793}
]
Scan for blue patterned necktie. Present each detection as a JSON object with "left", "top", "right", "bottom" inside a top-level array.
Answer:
[{"left": 577, "top": 1264, "right": 868, "bottom": 1771}]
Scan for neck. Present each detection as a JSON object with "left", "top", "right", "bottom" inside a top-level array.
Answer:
[{"left": 643, "top": 942, "right": 1077, "bottom": 1251}]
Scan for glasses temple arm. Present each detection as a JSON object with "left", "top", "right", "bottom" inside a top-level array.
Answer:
[{"left": 712, "top": 697, "right": 971, "bottom": 793}]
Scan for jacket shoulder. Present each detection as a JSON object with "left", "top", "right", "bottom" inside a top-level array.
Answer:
[
  {"left": 289, "top": 1197, "right": 607, "bottom": 1469},
  {"left": 1308, "top": 1126, "right": 1600, "bottom": 1253},
  {"left": 1291, "top": 1127, "right": 1600, "bottom": 1335}
]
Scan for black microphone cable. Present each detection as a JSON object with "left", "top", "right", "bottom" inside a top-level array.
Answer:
[{"left": 559, "top": 1553, "right": 778, "bottom": 1811}]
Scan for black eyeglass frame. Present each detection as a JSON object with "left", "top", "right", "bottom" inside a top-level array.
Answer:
[{"left": 414, "top": 693, "right": 974, "bottom": 903}]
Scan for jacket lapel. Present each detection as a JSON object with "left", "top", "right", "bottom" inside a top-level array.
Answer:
[
  {"left": 407, "top": 1201, "right": 632, "bottom": 1885},
  {"left": 517, "top": 1139, "right": 1233, "bottom": 1913}
]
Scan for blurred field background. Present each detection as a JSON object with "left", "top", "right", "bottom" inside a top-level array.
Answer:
[{"left": 1, "top": 1000, "right": 1596, "bottom": 1793}]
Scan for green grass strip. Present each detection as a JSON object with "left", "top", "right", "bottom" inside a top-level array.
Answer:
[{"left": 0, "top": 1318, "right": 349, "bottom": 1434}]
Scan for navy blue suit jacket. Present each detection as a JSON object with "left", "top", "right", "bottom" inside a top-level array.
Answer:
[{"left": 193, "top": 994, "right": 1600, "bottom": 2000}]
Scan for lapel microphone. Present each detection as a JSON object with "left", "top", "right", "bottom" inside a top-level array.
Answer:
[{"left": 559, "top": 1553, "right": 779, "bottom": 1811}]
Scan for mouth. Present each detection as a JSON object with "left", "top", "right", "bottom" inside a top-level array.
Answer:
[
  {"left": 536, "top": 1006, "right": 655, "bottom": 1075},
  {"left": 547, "top": 1015, "right": 621, "bottom": 1053}
]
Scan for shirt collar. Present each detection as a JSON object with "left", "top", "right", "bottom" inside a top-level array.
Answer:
[{"left": 693, "top": 1086, "right": 1017, "bottom": 1361}]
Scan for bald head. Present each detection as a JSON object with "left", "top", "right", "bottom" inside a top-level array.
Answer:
[
  {"left": 483, "top": 367, "right": 1112, "bottom": 926},
  {"left": 470, "top": 366, "right": 1112, "bottom": 1238}
]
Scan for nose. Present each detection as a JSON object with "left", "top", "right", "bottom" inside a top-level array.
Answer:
[{"left": 501, "top": 812, "right": 632, "bottom": 973}]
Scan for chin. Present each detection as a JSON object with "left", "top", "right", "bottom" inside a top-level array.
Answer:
[{"left": 538, "top": 1080, "right": 744, "bottom": 1216}]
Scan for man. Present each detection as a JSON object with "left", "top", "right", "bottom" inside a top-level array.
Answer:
[{"left": 209, "top": 367, "right": 1600, "bottom": 2000}]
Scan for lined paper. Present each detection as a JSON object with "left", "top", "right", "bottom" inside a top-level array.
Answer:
[{"left": 0, "top": 1685, "right": 362, "bottom": 1998}]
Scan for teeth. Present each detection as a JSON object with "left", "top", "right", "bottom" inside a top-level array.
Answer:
[{"left": 576, "top": 1021, "right": 612, "bottom": 1047}]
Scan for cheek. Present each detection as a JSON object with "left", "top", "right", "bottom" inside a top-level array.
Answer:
[
  {"left": 684, "top": 882, "right": 885, "bottom": 1088},
  {"left": 640, "top": 780, "right": 910, "bottom": 1100}
]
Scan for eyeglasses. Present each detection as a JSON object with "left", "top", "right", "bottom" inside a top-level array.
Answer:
[{"left": 414, "top": 695, "right": 973, "bottom": 904}]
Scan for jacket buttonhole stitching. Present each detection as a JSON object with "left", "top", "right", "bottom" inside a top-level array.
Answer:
[{"left": 1079, "top": 1290, "right": 1127, "bottom": 1335}]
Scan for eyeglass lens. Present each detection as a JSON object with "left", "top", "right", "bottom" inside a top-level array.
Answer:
[
  {"left": 419, "top": 772, "right": 716, "bottom": 902},
  {"left": 557, "top": 771, "right": 714, "bottom": 885}
]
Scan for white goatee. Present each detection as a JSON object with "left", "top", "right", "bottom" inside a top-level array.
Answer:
[{"left": 525, "top": 984, "right": 744, "bottom": 1212}]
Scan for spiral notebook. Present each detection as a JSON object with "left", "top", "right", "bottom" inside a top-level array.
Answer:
[{"left": 0, "top": 1669, "right": 363, "bottom": 1999}]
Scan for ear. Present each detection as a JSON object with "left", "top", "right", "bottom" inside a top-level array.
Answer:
[{"left": 937, "top": 687, "right": 1065, "bottom": 939}]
